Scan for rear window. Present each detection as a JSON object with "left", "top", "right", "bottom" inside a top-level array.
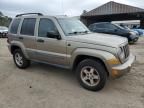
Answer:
[
  {"left": 10, "top": 19, "right": 21, "bottom": 34},
  {"left": 20, "top": 18, "right": 36, "bottom": 36},
  {"left": 89, "top": 25, "right": 94, "bottom": 30}
]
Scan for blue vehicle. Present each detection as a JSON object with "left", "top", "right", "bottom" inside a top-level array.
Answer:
[
  {"left": 89, "top": 22, "right": 139, "bottom": 43},
  {"left": 120, "top": 25, "right": 140, "bottom": 36},
  {"left": 132, "top": 29, "right": 144, "bottom": 36},
  {"left": 131, "top": 25, "right": 144, "bottom": 36}
]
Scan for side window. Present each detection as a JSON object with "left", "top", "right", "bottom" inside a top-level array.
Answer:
[
  {"left": 10, "top": 19, "right": 21, "bottom": 34},
  {"left": 38, "top": 18, "right": 58, "bottom": 38},
  {"left": 95, "top": 24, "right": 104, "bottom": 29},
  {"left": 20, "top": 18, "right": 36, "bottom": 36},
  {"left": 104, "top": 24, "right": 117, "bottom": 30}
]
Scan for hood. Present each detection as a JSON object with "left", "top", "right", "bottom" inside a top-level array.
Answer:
[
  {"left": 66, "top": 33, "right": 128, "bottom": 48},
  {"left": 0, "top": 29, "right": 8, "bottom": 32}
]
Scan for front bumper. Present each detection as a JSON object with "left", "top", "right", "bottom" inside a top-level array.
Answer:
[
  {"left": 0, "top": 32, "right": 7, "bottom": 37},
  {"left": 129, "top": 35, "right": 139, "bottom": 43},
  {"left": 111, "top": 54, "right": 136, "bottom": 78},
  {"left": 133, "top": 37, "right": 139, "bottom": 42}
]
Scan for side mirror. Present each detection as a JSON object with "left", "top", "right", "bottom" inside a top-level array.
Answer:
[{"left": 47, "top": 31, "right": 61, "bottom": 40}]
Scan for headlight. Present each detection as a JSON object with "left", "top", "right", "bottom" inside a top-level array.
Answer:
[
  {"left": 129, "top": 32, "right": 136, "bottom": 36},
  {"left": 118, "top": 47, "right": 125, "bottom": 62}
]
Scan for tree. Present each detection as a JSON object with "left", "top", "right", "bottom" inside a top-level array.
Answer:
[
  {"left": 0, "top": 11, "right": 12, "bottom": 27},
  {"left": 82, "top": 10, "right": 87, "bottom": 14},
  {"left": 0, "top": 11, "right": 4, "bottom": 16}
]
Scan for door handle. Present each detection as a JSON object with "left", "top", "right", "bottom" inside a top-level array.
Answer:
[
  {"left": 37, "top": 39, "right": 44, "bottom": 43},
  {"left": 18, "top": 37, "right": 23, "bottom": 40}
]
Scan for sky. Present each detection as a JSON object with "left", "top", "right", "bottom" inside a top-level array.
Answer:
[{"left": 1, "top": 0, "right": 144, "bottom": 17}]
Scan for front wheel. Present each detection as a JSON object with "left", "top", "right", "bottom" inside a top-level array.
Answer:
[{"left": 76, "top": 59, "right": 107, "bottom": 91}]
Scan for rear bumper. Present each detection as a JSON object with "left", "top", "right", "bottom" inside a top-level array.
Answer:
[{"left": 111, "top": 54, "right": 136, "bottom": 78}]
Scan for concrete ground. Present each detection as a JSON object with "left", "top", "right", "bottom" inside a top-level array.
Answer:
[{"left": 0, "top": 38, "right": 144, "bottom": 108}]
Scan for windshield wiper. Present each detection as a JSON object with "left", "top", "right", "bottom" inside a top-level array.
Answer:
[
  {"left": 68, "top": 31, "right": 79, "bottom": 34},
  {"left": 68, "top": 31, "right": 89, "bottom": 35}
]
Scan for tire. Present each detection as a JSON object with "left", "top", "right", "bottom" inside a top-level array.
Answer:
[
  {"left": 76, "top": 59, "right": 107, "bottom": 91},
  {"left": 13, "top": 49, "right": 30, "bottom": 69}
]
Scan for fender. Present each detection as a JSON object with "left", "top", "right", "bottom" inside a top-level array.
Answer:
[
  {"left": 70, "top": 48, "right": 118, "bottom": 74},
  {"left": 10, "top": 41, "right": 29, "bottom": 59}
]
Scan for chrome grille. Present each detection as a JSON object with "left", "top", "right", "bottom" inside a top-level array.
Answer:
[{"left": 122, "top": 44, "right": 129, "bottom": 59}]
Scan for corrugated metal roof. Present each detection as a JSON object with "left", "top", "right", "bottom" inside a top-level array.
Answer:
[{"left": 82, "top": 1, "right": 144, "bottom": 17}]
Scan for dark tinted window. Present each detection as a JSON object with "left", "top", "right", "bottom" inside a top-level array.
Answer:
[
  {"left": 89, "top": 25, "right": 94, "bottom": 30},
  {"left": 103, "top": 24, "right": 117, "bottom": 29},
  {"left": 95, "top": 24, "right": 105, "bottom": 28},
  {"left": 94, "top": 23, "right": 117, "bottom": 30},
  {"left": 21, "top": 18, "right": 36, "bottom": 36},
  {"left": 10, "top": 19, "right": 21, "bottom": 34},
  {"left": 38, "top": 18, "right": 57, "bottom": 38}
]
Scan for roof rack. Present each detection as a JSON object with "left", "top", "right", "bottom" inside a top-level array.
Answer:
[{"left": 16, "top": 13, "right": 43, "bottom": 17}]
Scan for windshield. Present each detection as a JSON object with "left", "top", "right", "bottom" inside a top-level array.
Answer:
[
  {"left": 58, "top": 18, "right": 90, "bottom": 36},
  {"left": 113, "top": 24, "right": 125, "bottom": 30},
  {"left": 123, "top": 26, "right": 130, "bottom": 30}
]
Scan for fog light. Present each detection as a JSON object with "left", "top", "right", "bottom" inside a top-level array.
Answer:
[{"left": 112, "top": 69, "right": 120, "bottom": 78}]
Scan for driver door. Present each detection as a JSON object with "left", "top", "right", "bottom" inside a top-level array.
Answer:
[{"left": 35, "top": 18, "right": 67, "bottom": 66}]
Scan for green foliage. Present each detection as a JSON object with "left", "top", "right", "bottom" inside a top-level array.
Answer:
[
  {"left": 0, "top": 11, "right": 4, "bottom": 16},
  {"left": 0, "top": 11, "right": 12, "bottom": 27}
]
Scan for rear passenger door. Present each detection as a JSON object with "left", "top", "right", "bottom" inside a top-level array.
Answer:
[
  {"left": 19, "top": 18, "right": 37, "bottom": 59},
  {"left": 9, "top": 18, "right": 21, "bottom": 40},
  {"left": 35, "top": 18, "right": 67, "bottom": 66}
]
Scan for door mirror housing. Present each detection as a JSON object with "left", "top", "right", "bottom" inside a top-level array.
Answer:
[{"left": 47, "top": 31, "right": 61, "bottom": 40}]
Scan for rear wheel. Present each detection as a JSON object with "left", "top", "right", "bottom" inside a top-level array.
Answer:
[
  {"left": 76, "top": 59, "right": 107, "bottom": 91},
  {"left": 13, "top": 49, "right": 30, "bottom": 69}
]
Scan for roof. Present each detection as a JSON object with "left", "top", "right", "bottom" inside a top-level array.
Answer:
[
  {"left": 15, "top": 13, "right": 68, "bottom": 19},
  {"left": 82, "top": 1, "right": 144, "bottom": 17},
  {"left": 90, "top": 22, "right": 110, "bottom": 25}
]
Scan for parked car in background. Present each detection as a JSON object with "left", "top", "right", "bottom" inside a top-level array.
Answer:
[
  {"left": 7, "top": 13, "right": 135, "bottom": 91},
  {"left": 132, "top": 29, "right": 144, "bottom": 36},
  {"left": 131, "top": 27, "right": 144, "bottom": 36},
  {"left": 89, "top": 22, "right": 139, "bottom": 43},
  {"left": 0, "top": 26, "right": 8, "bottom": 38},
  {"left": 119, "top": 24, "right": 140, "bottom": 36}
]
